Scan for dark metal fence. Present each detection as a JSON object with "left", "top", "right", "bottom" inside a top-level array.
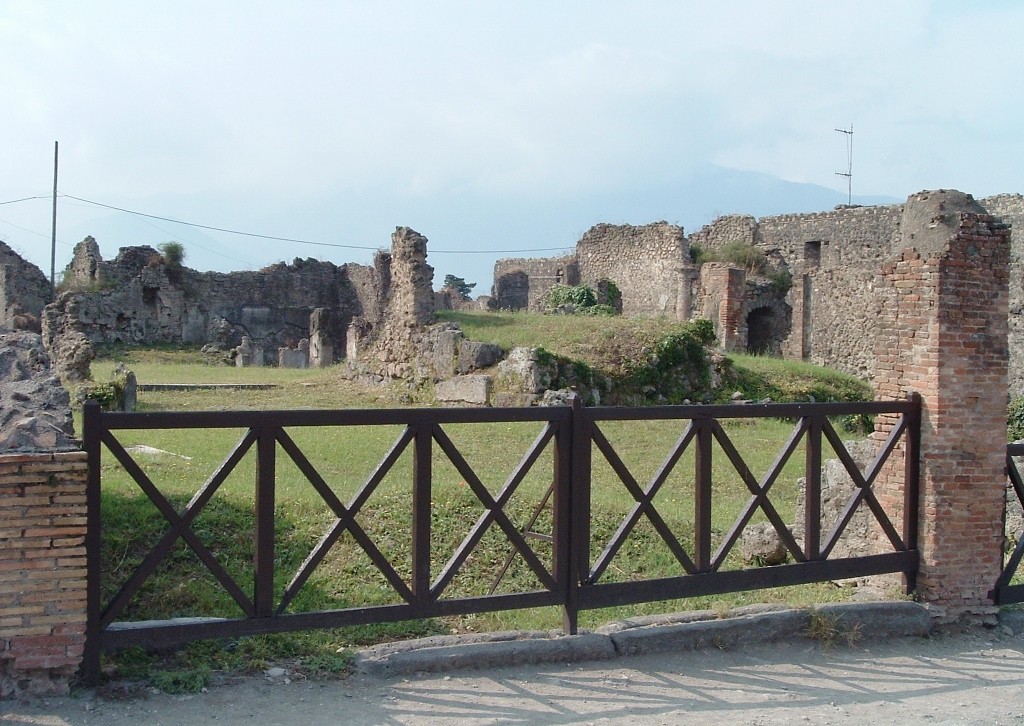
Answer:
[
  {"left": 992, "top": 443, "right": 1024, "bottom": 605},
  {"left": 82, "top": 395, "right": 920, "bottom": 683}
]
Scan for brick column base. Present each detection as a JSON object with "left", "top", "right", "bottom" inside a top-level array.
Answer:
[
  {"left": 874, "top": 191, "right": 1010, "bottom": 622},
  {"left": 0, "top": 451, "right": 88, "bottom": 697}
]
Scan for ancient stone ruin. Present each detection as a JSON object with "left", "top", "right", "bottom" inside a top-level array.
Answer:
[
  {"left": 0, "top": 240, "right": 51, "bottom": 332},
  {"left": 492, "top": 191, "right": 1024, "bottom": 392},
  {"left": 0, "top": 331, "right": 77, "bottom": 452},
  {"left": 39, "top": 234, "right": 395, "bottom": 375},
  {"left": 5, "top": 187, "right": 1023, "bottom": 406}
]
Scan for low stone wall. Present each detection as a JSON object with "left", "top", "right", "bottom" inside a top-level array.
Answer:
[{"left": 0, "top": 450, "right": 88, "bottom": 696}]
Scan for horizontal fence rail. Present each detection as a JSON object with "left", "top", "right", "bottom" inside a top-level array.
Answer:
[{"left": 82, "top": 395, "right": 920, "bottom": 683}]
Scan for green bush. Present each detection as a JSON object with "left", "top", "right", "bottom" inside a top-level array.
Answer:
[
  {"left": 1009, "top": 397, "right": 1024, "bottom": 440},
  {"left": 692, "top": 240, "right": 773, "bottom": 276},
  {"left": 159, "top": 241, "right": 186, "bottom": 268},
  {"left": 715, "top": 241, "right": 768, "bottom": 274},
  {"left": 542, "top": 284, "right": 598, "bottom": 312},
  {"left": 768, "top": 268, "right": 793, "bottom": 295},
  {"left": 542, "top": 282, "right": 622, "bottom": 316}
]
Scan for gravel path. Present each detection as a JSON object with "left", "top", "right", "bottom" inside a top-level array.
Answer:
[{"left": 5, "top": 625, "right": 1024, "bottom": 725}]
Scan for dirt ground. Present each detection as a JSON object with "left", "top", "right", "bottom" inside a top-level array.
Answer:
[{"left": 4, "top": 625, "right": 1024, "bottom": 725}]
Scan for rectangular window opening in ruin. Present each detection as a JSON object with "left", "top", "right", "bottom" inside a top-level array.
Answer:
[{"left": 804, "top": 240, "right": 822, "bottom": 269}]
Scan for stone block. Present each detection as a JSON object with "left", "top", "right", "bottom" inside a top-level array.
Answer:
[
  {"left": 458, "top": 340, "right": 503, "bottom": 374},
  {"left": 433, "top": 329, "right": 462, "bottom": 379},
  {"left": 278, "top": 348, "right": 308, "bottom": 369},
  {"left": 435, "top": 375, "right": 492, "bottom": 406}
]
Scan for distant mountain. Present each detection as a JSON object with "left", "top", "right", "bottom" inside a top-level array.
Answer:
[{"left": 61, "top": 166, "right": 901, "bottom": 292}]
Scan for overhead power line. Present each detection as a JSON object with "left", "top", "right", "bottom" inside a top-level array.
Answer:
[
  {"left": 0, "top": 195, "right": 51, "bottom": 206},
  {"left": 59, "top": 194, "right": 574, "bottom": 255}
]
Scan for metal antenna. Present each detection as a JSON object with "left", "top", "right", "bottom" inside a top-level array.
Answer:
[
  {"left": 51, "top": 141, "right": 58, "bottom": 293},
  {"left": 835, "top": 125, "right": 853, "bottom": 204}
]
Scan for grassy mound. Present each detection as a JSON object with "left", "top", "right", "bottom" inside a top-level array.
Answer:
[{"left": 440, "top": 310, "right": 871, "bottom": 405}]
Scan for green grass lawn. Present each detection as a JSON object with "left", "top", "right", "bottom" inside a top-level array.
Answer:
[{"left": 84, "top": 335, "right": 881, "bottom": 685}]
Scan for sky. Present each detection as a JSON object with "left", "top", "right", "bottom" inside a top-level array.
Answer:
[{"left": 2, "top": 1, "right": 1022, "bottom": 291}]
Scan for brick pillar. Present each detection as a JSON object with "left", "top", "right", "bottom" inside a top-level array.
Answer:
[
  {"left": 874, "top": 190, "right": 1010, "bottom": 622},
  {"left": 699, "top": 263, "right": 746, "bottom": 352},
  {"left": 0, "top": 451, "right": 88, "bottom": 696}
]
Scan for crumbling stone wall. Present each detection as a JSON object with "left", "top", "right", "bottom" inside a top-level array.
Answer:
[
  {"left": 46, "top": 238, "right": 389, "bottom": 363},
  {"left": 575, "top": 222, "right": 690, "bottom": 317},
  {"left": 0, "top": 241, "right": 52, "bottom": 331},
  {"left": 755, "top": 204, "right": 903, "bottom": 273},
  {"left": 491, "top": 256, "right": 578, "bottom": 310},
  {"left": 687, "top": 215, "right": 758, "bottom": 253},
  {"left": 981, "top": 194, "right": 1024, "bottom": 397},
  {"left": 492, "top": 190, "right": 1022, "bottom": 389},
  {"left": 686, "top": 204, "right": 903, "bottom": 376},
  {"left": 370, "top": 227, "right": 438, "bottom": 378}
]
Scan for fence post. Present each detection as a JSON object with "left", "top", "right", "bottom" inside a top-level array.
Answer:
[
  {"left": 804, "top": 415, "right": 823, "bottom": 560},
  {"left": 81, "top": 400, "right": 102, "bottom": 685},
  {"left": 903, "top": 392, "right": 921, "bottom": 594},
  {"left": 412, "top": 422, "right": 433, "bottom": 605},
  {"left": 694, "top": 417, "right": 713, "bottom": 571},
  {"left": 561, "top": 394, "right": 585, "bottom": 634},
  {"left": 253, "top": 421, "right": 276, "bottom": 617}
]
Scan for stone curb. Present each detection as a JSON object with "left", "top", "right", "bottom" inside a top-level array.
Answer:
[
  {"left": 356, "top": 631, "right": 616, "bottom": 677},
  {"left": 353, "top": 601, "right": 933, "bottom": 678}
]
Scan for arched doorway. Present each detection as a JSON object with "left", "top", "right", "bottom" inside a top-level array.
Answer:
[{"left": 747, "top": 306, "right": 778, "bottom": 355}]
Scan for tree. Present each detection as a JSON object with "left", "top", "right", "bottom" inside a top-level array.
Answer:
[{"left": 443, "top": 274, "right": 476, "bottom": 300}]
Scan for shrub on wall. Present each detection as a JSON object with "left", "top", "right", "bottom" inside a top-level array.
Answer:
[
  {"left": 698, "top": 240, "right": 769, "bottom": 275},
  {"left": 159, "top": 242, "right": 186, "bottom": 269},
  {"left": 542, "top": 284, "right": 617, "bottom": 316}
]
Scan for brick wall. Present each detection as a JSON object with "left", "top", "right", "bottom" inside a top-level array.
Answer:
[
  {"left": 696, "top": 264, "right": 746, "bottom": 352},
  {"left": 0, "top": 451, "right": 88, "bottom": 696},
  {"left": 874, "top": 192, "right": 1010, "bottom": 621}
]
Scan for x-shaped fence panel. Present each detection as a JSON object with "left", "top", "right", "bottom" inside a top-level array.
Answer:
[
  {"left": 83, "top": 396, "right": 918, "bottom": 683},
  {"left": 575, "top": 398, "right": 919, "bottom": 612}
]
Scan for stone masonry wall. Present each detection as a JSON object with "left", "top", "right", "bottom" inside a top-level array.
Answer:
[
  {"left": 491, "top": 255, "right": 579, "bottom": 310},
  {"left": 800, "top": 267, "right": 882, "bottom": 378},
  {"left": 686, "top": 214, "right": 758, "bottom": 253},
  {"left": 739, "top": 204, "right": 903, "bottom": 377},
  {"left": 981, "top": 194, "right": 1024, "bottom": 397},
  {"left": 575, "top": 222, "right": 690, "bottom": 318},
  {"left": 370, "top": 227, "right": 437, "bottom": 378},
  {"left": 46, "top": 239, "right": 388, "bottom": 362},
  {"left": 0, "top": 451, "right": 88, "bottom": 696},
  {"left": 0, "top": 241, "right": 52, "bottom": 330},
  {"left": 754, "top": 204, "right": 904, "bottom": 273},
  {"left": 873, "top": 191, "right": 1010, "bottom": 621}
]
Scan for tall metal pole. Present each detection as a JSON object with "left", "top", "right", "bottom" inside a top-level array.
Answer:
[
  {"left": 834, "top": 125, "right": 853, "bottom": 205},
  {"left": 50, "top": 141, "right": 58, "bottom": 294}
]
